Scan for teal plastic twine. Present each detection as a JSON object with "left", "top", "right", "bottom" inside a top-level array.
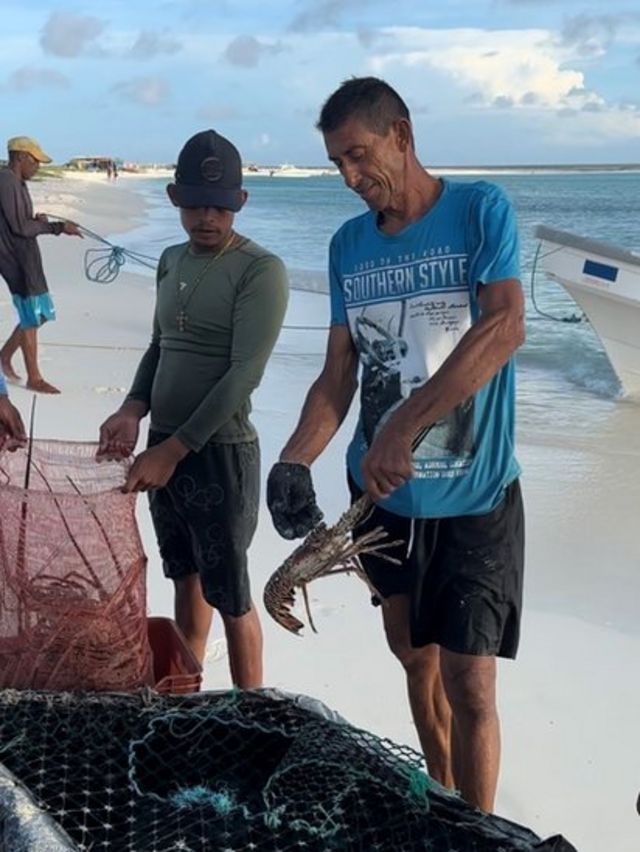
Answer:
[
  {"left": 79, "top": 223, "right": 159, "bottom": 283},
  {"left": 44, "top": 214, "right": 159, "bottom": 284}
]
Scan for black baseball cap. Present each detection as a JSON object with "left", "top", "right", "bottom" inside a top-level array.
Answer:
[{"left": 172, "top": 129, "right": 243, "bottom": 211}]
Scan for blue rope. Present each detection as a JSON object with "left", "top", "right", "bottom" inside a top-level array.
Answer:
[
  {"left": 44, "top": 215, "right": 159, "bottom": 284},
  {"left": 78, "top": 224, "right": 159, "bottom": 284},
  {"left": 45, "top": 214, "right": 589, "bottom": 333}
]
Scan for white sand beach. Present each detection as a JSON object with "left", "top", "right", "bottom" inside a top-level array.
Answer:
[{"left": 1, "top": 175, "right": 638, "bottom": 852}]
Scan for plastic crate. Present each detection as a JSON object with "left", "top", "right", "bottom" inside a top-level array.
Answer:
[{"left": 147, "top": 616, "right": 202, "bottom": 694}]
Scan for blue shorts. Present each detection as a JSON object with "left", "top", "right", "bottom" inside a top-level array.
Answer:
[{"left": 12, "top": 293, "right": 56, "bottom": 328}]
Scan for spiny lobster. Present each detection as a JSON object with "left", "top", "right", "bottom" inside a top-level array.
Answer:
[{"left": 263, "top": 494, "right": 403, "bottom": 635}]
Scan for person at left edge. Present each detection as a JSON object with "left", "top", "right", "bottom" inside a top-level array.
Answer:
[
  {"left": 0, "top": 365, "right": 26, "bottom": 451},
  {"left": 97, "top": 130, "right": 289, "bottom": 688},
  {"left": 0, "top": 136, "right": 83, "bottom": 394}
]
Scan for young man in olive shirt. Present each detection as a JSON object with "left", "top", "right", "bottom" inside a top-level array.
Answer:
[{"left": 98, "top": 130, "right": 288, "bottom": 686}]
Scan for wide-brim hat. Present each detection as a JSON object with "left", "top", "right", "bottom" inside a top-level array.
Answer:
[
  {"left": 171, "top": 129, "right": 243, "bottom": 211},
  {"left": 7, "top": 136, "right": 52, "bottom": 164}
]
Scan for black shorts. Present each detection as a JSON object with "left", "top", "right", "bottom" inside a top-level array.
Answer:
[
  {"left": 148, "top": 431, "right": 260, "bottom": 617},
  {"left": 348, "top": 476, "right": 525, "bottom": 658}
]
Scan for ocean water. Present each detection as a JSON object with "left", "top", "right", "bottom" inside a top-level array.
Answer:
[{"left": 119, "top": 172, "right": 640, "bottom": 437}]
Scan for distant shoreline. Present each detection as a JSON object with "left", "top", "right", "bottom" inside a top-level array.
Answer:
[
  {"left": 32, "top": 162, "right": 640, "bottom": 182},
  {"left": 244, "top": 162, "right": 640, "bottom": 178},
  {"left": 430, "top": 163, "right": 640, "bottom": 175}
]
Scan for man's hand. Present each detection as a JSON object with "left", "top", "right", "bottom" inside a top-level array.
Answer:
[
  {"left": 361, "top": 419, "right": 415, "bottom": 502},
  {"left": 97, "top": 408, "right": 142, "bottom": 461},
  {"left": 0, "top": 396, "right": 27, "bottom": 452},
  {"left": 267, "top": 461, "right": 324, "bottom": 539},
  {"left": 62, "top": 221, "right": 83, "bottom": 238},
  {"left": 123, "top": 437, "right": 188, "bottom": 492}
]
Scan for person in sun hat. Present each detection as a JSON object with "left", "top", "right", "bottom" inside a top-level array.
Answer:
[
  {"left": 97, "top": 129, "right": 289, "bottom": 687},
  {"left": 0, "top": 135, "right": 82, "bottom": 394}
]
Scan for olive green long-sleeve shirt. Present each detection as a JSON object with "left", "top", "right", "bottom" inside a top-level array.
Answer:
[{"left": 127, "top": 237, "right": 288, "bottom": 451}]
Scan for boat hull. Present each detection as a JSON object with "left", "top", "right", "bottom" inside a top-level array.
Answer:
[{"left": 534, "top": 226, "right": 640, "bottom": 396}]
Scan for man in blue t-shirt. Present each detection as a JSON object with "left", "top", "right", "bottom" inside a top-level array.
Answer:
[{"left": 267, "top": 77, "right": 525, "bottom": 812}]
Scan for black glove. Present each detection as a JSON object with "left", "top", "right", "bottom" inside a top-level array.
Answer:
[{"left": 267, "top": 461, "right": 324, "bottom": 540}]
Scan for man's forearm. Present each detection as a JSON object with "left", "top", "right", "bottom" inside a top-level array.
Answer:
[
  {"left": 119, "top": 398, "right": 149, "bottom": 420},
  {"left": 280, "top": 372, "right": 357, "bottom": 466}
]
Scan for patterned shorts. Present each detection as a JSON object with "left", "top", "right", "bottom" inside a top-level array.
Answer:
[
  {"left": 12, "top": 292, "right": 56, "bottom": 329},
  {"left": 148, "top": 430, "right": 260, "bottom": 616}
]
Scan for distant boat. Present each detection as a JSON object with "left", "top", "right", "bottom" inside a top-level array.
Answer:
[
  {"left": 534, "top": 225, "right": 640, "bottom": 397},
  {"left": 242, "top": 164, "right": 272, "bottom": 177},
  {"left": 270, "top": 164, "right": 326, "bottom": 178}
]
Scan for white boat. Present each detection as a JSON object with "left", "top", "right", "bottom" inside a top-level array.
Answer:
[
  {"left": 242, "top": 166, "right": 272, "bottom": 177},
  {"left": 534, "top": 225, "right": 640, "bottom": 397},
  {"left": 270, "top": 164, "right": 327, "bottom": 178}
]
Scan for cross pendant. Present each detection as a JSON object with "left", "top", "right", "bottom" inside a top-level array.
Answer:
[{"left": 177, "top": 310, "right": 187, "bottom": 331}]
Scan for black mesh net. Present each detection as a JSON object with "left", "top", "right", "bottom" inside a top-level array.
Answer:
[{"left": 0, "top": 688, "right": 575, "bottom": 851}]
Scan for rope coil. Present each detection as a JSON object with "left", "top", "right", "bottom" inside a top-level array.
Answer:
[
  {"left": 77, "top": 224, "right": 158, "bottom": 284},
  {"left": 44, "top": 214, "right": 158, "bottom": 284}
]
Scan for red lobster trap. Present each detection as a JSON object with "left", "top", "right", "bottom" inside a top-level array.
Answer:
[{"left": 0, "top": 439, "right": 153, "bottom": 691}]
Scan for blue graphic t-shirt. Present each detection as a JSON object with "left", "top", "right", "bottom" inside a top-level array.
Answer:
[{"left": 329, "top": 179, "right": 521, "bottom": 518}]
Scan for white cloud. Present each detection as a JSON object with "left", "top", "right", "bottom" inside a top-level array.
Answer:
[
  {"left": 559, "top": 12, "right": 640, "bottom": 57},
  {"left": 40, "top": 11, "right": 106, "bottom": 58},
  {"left": 289, "top": 0, "right": 387, "bottom": 32},
  {"left": 128, "top": 30, "right": 181, "bottom": 59},
  {"left": 111, "top": 76, "right": 170, "bottom": 106},
  {"left": 547, "top": 104, "right": 640, "bottom": 144},
  {"left": 7, "top": 66, "right": 70, "bottom": 91},
  {"left": 362, "top": 25, "right": 640, "bottom": 149},
  {"left": 369, "top": 28, "right": 599, "bottom": 110},
  {"left": 222, "top": 35, "right": 284, "bottom": 67}
]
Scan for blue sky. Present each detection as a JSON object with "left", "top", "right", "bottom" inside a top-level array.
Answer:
[{"left": 1, "top": 1, "right": 639, "bottom": 166}]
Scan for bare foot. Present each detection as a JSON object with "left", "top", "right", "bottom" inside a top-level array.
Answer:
[
  {"left": 26, "top": 378, "right": 61, "bottom": 394},
  {"left": 0, "top": 359, "right": 21, "bottom": 383}
]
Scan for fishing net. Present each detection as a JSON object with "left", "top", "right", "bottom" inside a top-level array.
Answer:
[
  {"left": 0, "top": 439, "right": 153, "bottom": 691},
  {"left": 0, "top": 688, "right": 576, "bottom": 852}
]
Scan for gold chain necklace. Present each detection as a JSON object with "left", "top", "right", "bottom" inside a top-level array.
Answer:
[{"left": 175, "top": 232, "right": 236, "bottom": 331}]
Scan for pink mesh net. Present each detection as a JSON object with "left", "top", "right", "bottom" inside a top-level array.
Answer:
[{"left": 0, "top": 440, "right": 153, "bottom": 691}]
